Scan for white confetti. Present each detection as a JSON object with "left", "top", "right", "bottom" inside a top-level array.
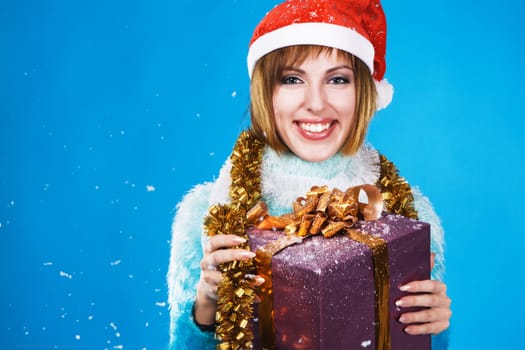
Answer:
[
  {"left": 75, "top": 335, "right": 81, "bottom": 340},
  {"left": 155, "top": 301, "right": 166, "bottom": 308},
  {"left": 146, "top": 185, "right": 155, "bottom": 192},
  {"left": 43, "top": 262, "right": 53, "bottom": 266},
  {"left": 110, "top": 259, "right": 122, "bottom": 266},
  {"left": 231, "top": 91, "right": 237, "bottom": 97},
  {"left": 361, "top": 340, "right": 372, "bottom": 347},
  {"left": 59, "top": 271, "right": 72, "bottom": 279}
]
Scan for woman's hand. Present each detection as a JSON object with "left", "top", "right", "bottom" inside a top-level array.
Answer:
[
  {"left": 194, "top": 234, "right": 263, "bottom": 326},
  {"left": 396, "top": 254, "right": 451, "bottom": 335}
]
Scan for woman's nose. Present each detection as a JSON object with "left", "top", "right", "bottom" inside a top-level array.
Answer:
[{"left": 305, "top": 83, "right": 326, "bottom": 113}]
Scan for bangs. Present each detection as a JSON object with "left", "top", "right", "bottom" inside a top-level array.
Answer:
[
  {"left": 275, "top": 45, "right": 354, "bottom": 74},
  {"left": 282, "top": 45, "right": 353, "bottom": 66}
]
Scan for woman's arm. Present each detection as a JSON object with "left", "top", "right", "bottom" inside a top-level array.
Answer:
[{"left": 167, "top": 183, "right": 217, "bottom": 349}]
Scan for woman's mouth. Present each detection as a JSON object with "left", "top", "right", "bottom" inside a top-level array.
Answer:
[
  {"left": 298, "top": 122, "right": 332, "bottom": 133},
  {"left": 295, "top": 121, "right": 336, "bottom": 140}
]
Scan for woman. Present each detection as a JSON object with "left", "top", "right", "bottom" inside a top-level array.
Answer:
[{"left": 167, "top": 0, "right": 451, "bottom": 348}]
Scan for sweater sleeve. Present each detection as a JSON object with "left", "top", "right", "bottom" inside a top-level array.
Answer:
[
  {"left": 411, "top": 186, "right": 445, "bottom": 282},
  {"left": 411, "top": 186, "right": 450, "bottom": 350},
  {"left": 167, "top": 183, "right": 217, "bottom": 349}
]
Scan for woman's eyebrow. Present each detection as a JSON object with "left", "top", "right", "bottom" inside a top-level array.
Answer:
[
  {"left": 282, "top": 66, "right": 305, "bottom": 74},
  {"left": 326, "top": 65, "right": 354, "bottom": 74}
]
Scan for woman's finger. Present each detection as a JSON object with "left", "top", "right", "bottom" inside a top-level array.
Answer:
[
  {"left": 396, "top": 292, "right": 451, "bottom": 308},
  {"left": 404, "top": 319, "right": 451, "bottom": 335},
  {"left": 399, "top": 307, "right": 452, "bottom": 324},
  {"left": 245, "top": 274, "right": 265, "bottom": 286},
  {"left": 202, "top": 248, "right": 255, "bottom": 269},
  {"left": 399, "top": 279, "right": 447, "bottom": 294},
  {"left": 206, "top": 235, "right": 247, "bottom": 253}
]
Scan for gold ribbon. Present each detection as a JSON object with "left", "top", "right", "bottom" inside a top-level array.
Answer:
[{"left": 253, "top": 185, "right": 391, "bottom": 350}]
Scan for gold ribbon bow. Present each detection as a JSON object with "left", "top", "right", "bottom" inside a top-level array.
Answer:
[{"left": 249, "top": 184, "right": 392, "bottom": 350}]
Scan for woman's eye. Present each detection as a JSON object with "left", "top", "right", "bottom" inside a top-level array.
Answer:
[
  {"left": 329, "top": 76, "right": 350, "bottom": 84},
  {"left": 280, "top": 76, "right": 303, "bottom": 85}
]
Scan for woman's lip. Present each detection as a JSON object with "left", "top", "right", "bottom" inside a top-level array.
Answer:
[{"left": 294, "top": 120, "right": 336, "bottom": 140}]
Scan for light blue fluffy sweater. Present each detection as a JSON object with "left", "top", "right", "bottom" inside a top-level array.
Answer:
[{"left": 166, "top": 144, "right": 449, "bottom": 349}]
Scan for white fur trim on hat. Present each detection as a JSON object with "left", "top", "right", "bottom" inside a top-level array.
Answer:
[
  {"left": 247, "top": 22, "right": 375, "bottom": 78},
  {"left": 374, "top": 78, "right": 393, "bottom": 110}
]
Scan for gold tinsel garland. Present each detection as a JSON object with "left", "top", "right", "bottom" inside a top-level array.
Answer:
[
  {"left": 203, "top": 131, "right": 417, "bottom": 349},
  {"left": 204, "top": 131, "right": 264, "bottom": 350},
  {"left": 377, "top": 154, "right": 419, "bottom": 220}
]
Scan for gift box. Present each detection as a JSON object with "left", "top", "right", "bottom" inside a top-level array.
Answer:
[{"left": 247, "top": 213, "right": 430, "bottom": 350}]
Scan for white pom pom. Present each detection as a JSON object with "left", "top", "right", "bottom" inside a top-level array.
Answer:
[{"left": 374, "top": 79, "right": 394, "bottom": 110}]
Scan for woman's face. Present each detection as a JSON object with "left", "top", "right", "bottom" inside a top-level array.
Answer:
[{"left": 272, "top": 50, "right": 356, "bottom": 162}]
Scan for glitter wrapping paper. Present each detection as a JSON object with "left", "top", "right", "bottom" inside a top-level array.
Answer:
[{"left": 248, "top": 213, "right": 431, "bottom": 350}]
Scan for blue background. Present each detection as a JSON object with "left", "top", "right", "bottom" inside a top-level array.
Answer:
[{"left": 1, "top": 0, "right": 524, "bottom": 349}]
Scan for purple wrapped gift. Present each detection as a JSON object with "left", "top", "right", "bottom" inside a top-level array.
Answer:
[{"left": 248, "top": 213, "right": 430, "bottom": 350}]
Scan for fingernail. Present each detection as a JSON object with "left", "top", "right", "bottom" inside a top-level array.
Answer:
[
  {"left": 399, "top": 285, "right": 411, "bottom": 292},
  {"left": 240, "top": 251, "right": 256, "bottom": 259},
  {"left": 233, "top": 237, "right": 247, "bottom": 244},
  {"left": 395, "top": 299, "right": 404, "bottom": 307}
]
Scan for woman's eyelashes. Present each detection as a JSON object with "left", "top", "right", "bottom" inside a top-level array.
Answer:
[
  {"left": 328, "top": 75, "right": 351, "bottom": 84},
  {"left": 280, "top": 75, "right": 303, "bottom": 85},
  {"left": 279, "top": 74, "right": 352, "bottom": 85}
]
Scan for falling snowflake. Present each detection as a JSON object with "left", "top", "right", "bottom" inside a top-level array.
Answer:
[
  {"left": 361, "top": 340, "right": 372, "bottom": 347},
  {"left": 110, "top": 259, "right": 122, "bottom": 266},
  {"left": 59, "top": 271, "right": 72, "bottom": 279}
]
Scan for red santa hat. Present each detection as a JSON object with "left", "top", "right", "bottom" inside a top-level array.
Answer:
[{"left": 247, "top": 0, "right": 393, "bottom": 110}]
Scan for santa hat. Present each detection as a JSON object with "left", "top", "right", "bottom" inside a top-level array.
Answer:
[{"left": 247, "top": 0, "right": 393, "bottom": 110}]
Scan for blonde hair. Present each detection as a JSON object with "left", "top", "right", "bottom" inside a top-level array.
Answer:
[{"left": 249, "top": 45, "right": 377, "bottom": 155}]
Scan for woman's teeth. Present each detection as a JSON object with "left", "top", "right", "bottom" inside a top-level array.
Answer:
[{"left": 299, "top": 122, "right": 331, "bottom": 133}]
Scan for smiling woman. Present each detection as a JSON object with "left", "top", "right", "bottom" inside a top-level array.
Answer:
[
  {"left": 3, "top": 0, "right": 524, "bottom": 349},
  {"left": 167, "top": 0, "right": 451, "bottom": 349}
]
